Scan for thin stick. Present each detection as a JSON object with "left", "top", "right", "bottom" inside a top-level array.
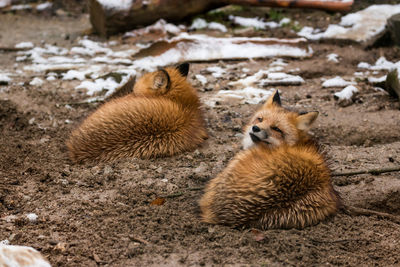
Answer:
[
  {"left": 332, "top": 166, "right": 400, "bottom": 177},
  {"left": 344, "top": 206, "right": 400, "bottom": 225},
  {"left": 0, "top": 47, "right": 30, "bottom": 52}
]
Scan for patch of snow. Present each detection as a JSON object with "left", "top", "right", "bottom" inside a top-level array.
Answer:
[
  {"left": 190, "top": 18, "right": 227, "bottom": 32},
  {"left": 297, "top": 26, "right": 324, "bottom": 40},
  {"left": 190, "top": 18, "right": 208, "bottom": 30},
  {"left": 15, "top": 42, "right": 34, "bottom": 49},
  {"left": 63, "top": 70, "right": 88, "bottom": 81},
  {"left": 46, "top": 75, "right": 56, "bottom": 81},
  {"left": 78, "top": 39, "right": 112, "bottom": 55},
  {"left": 205, "top": 87, "right": 275, "bottom": 106},
  {"left": 195, "top": 74, "right": 207, "bottom": 85},
  {"left": 242, "top": 68, "right": 250, "bottom": 73},
  {"left": 0, "top": 73, "right": 12, "bottom": 84},
  {"left": 357, "top": 57, "right": 400, "bottom": 81},
  {"left": 279, "top": 18, "right": 291, "bottom": 25},
  {"left": 358, "top": 56, "right": 400, "bottom": 71},
  {"left": 0, "top": 0, "right": 11, "bottom": 8},
  {"left": 70, "top": 46, "right": 96, "bottom": 57},
  {"left": 133, "top": 34, "right": 310, "bottom": 71},
  {"left": 322, "top": 76, "right": 354, "bottom": 88},
  {"left": 334, "top": 85, "right": 358, "bottom": 100},
  {"left": 229, "top": 70, "right": 269, "bottom": 88},
  {"left": 97, "top": 0, "right": 132, "bottom": 11},
  {"left": 299, "top": 4, "right": 400, "bottom": 43},
  {"left": 11, "top": 4, "right": 32, "bottom": 10},
  {"left": 26, "top": 213, "right": 38, "bottom": 222},
  {"left": 327, "top": 53, "right": 339, "bottom": 63},
  {"left": 0, "top": 240, "right": 10, "bottom": 245},
  {"left": 207, "top": 22, "right": 228, "bottom": 33},
  {"left": 259, "top": 72, "right": 304, "bottom": 86},
  {"left": 29, "top": 77, "right": 44, "bottom": 86},
  {"left": 368, "top": 76, "right": 386, "bottom": 83},
  {"left": 229, "top": 15, "right": 280, "bottom": 29},
  {"left": 270, "top": 58, "right": 287, "bottom": 67},
  {"left": 76, "top": 74, "right": 131, "bottom": 97},
  {"left": 124, "top": 19, "right": 182, "bottom": 39},
  {"left": 206, "top": 66, "right": 226, "bottom": 78},
  {"left": 36, "top": 2, "right": 52, "bottom": 11}
]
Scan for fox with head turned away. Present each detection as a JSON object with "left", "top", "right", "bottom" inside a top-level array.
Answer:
[
  {"left": 66, "top": 63, "right": 208, "bottom": 163},
  {"left": 199, "top": 91, "right": 341, "bottom": 229}
]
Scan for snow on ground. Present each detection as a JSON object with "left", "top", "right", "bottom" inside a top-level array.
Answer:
[
  {"left": 26, "top": 213, "right": 38, "bottom": 222},
  {"left": 134, "top": 33, "right": 311, "bottom": 71},
  {"left": 15, "top": 41, "right": 34, "bottom": 49},
  {"left": 204, "top": 87, "right": 275, "bottom": 107},
  {"left": 358, "top": 56, "right": 400, "bottom": 81},
  {"left": 327, "top": 53, "right": 339, "bottom": 63},
  {"left": 97, "top": 0, "right": 132, "bottom": 11},
  {"left": 298, "top": 4, "right": 400, "bottom": 43},
  {"left": 0, "top": 73, "right": 12, "bottom": 84},
  {"left": 322, "top": 76, "right": 355, "bottom": 88},
  {"left": 8, "top": 19, "right": 309, "bottom": 102},
  {"left": 124, "top": 19, "right": 183, "bottom": 39},
  {"left": 229, "top": 15, "right": 290, "bottom": 29},
  {"left": 195, "top": 74, "right": 208, "bottom": 85},
  {"left": 259, "top": 72, "right": 304, "bottom": 86},
  {"left": 206, "top": 66, "right": 226, "bottom": 78},
  {"left": 0, "top": 0, "right": 11, "bottom": 9},
  {"left": 36, "top": 2, "right": 52, "bottom": 11},
  {"left": 29, "top": 77, "right": 44, "bottom": 86},
  {"left": 190, "top": 18, "right": 227, "bottom": 32},
  {"left": 334, "top": 85, "right": 358, "bottom": 100}
]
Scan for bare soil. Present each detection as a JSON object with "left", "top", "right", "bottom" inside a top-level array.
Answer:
[{"left": 1, "top": 3, "right": 400, "bottom": 266}]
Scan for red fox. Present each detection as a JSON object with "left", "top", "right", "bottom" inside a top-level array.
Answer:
[
  {"left": 199, "top": 91, "right": 340, "bottom": 229},
  {"left": 66, "top": 63, "right": 208, "bottom": 163}
]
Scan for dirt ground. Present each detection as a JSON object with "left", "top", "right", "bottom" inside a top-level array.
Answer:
[{"left": 1, "top": 2, "right": 400, "bottom": 266}]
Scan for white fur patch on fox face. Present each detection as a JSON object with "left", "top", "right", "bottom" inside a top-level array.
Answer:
[{"left": 242, "top": 110, "right": 298, "bottom": 150}]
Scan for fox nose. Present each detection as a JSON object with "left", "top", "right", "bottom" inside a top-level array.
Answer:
[{"left": 252, "top": 125, "right": 260, "bottom": 132}]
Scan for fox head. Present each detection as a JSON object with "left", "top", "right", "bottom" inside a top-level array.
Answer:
[
  {"left": 133, "top": 63, "right": 199, "bottom": 107},
  {"left": 242, "top": 90, "right": 319, "bottom": 150}
]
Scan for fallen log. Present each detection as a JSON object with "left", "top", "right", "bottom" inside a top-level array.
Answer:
[{"left": 89, "top": 0, "right": 354, "bottom": 37}]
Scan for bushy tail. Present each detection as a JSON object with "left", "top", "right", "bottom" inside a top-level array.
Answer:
[{"left": 66, "top": 97, "right": 207, "bottom": 163}]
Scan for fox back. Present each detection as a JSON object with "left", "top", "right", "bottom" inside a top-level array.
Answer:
[
  {"left": 66, "top": 63, "right": 208, "bottom": 163},
  {"left": 199, "top": 91, "right": 340, "bottom": 229}
]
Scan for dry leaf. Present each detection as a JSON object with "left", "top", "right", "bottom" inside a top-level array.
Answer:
[
  {"left": 251, "top": 229, "right": 266, "bottom": 242},
  {"left": 150, "top": 197, "right": 166, "bottom": 206}
]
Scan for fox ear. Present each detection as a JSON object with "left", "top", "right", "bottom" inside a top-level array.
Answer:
[
  {"left": 176, "top": 62, "right": 189, "bottom": 77},
  {"left": 152, "top": 69, "right": 171, "bottom": 91},
  {"left": 263, "top": 90, "right": 281, "bottom": 108},
  {"left": 296, "top": 111, "right": 319, "bottom": 131}
]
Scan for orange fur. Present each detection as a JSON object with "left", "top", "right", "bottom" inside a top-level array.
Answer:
[
  {"left": 199, "top": 91, "right": 340, "bottom": 229},
  {"left": 66, "top": 64, "right": 208, "bottom": 163}
]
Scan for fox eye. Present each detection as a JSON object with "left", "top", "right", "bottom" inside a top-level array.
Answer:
[
  {"left": 271, "top": 126, "right": 283, "bottom": 133},
  {"left": 257, "top": 117, "right": 263, "bottom": 122}
]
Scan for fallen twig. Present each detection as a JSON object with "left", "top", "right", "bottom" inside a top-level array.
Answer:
[
  {"left": 344, "top": 206, "right": 400, "bottom": 225},
  {"left": 0, "top": 46, "right": 30, "bottom": 52},
  {"left": 332, "top": 166, "right": 400, "bottom": 177}
]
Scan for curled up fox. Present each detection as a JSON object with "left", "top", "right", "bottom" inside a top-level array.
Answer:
[
  {"left": 199, "top": 91, "right": 341, "bottom": 229},
  {"left": 66, "top": 63, "right": 208, "bottom": 163}
]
